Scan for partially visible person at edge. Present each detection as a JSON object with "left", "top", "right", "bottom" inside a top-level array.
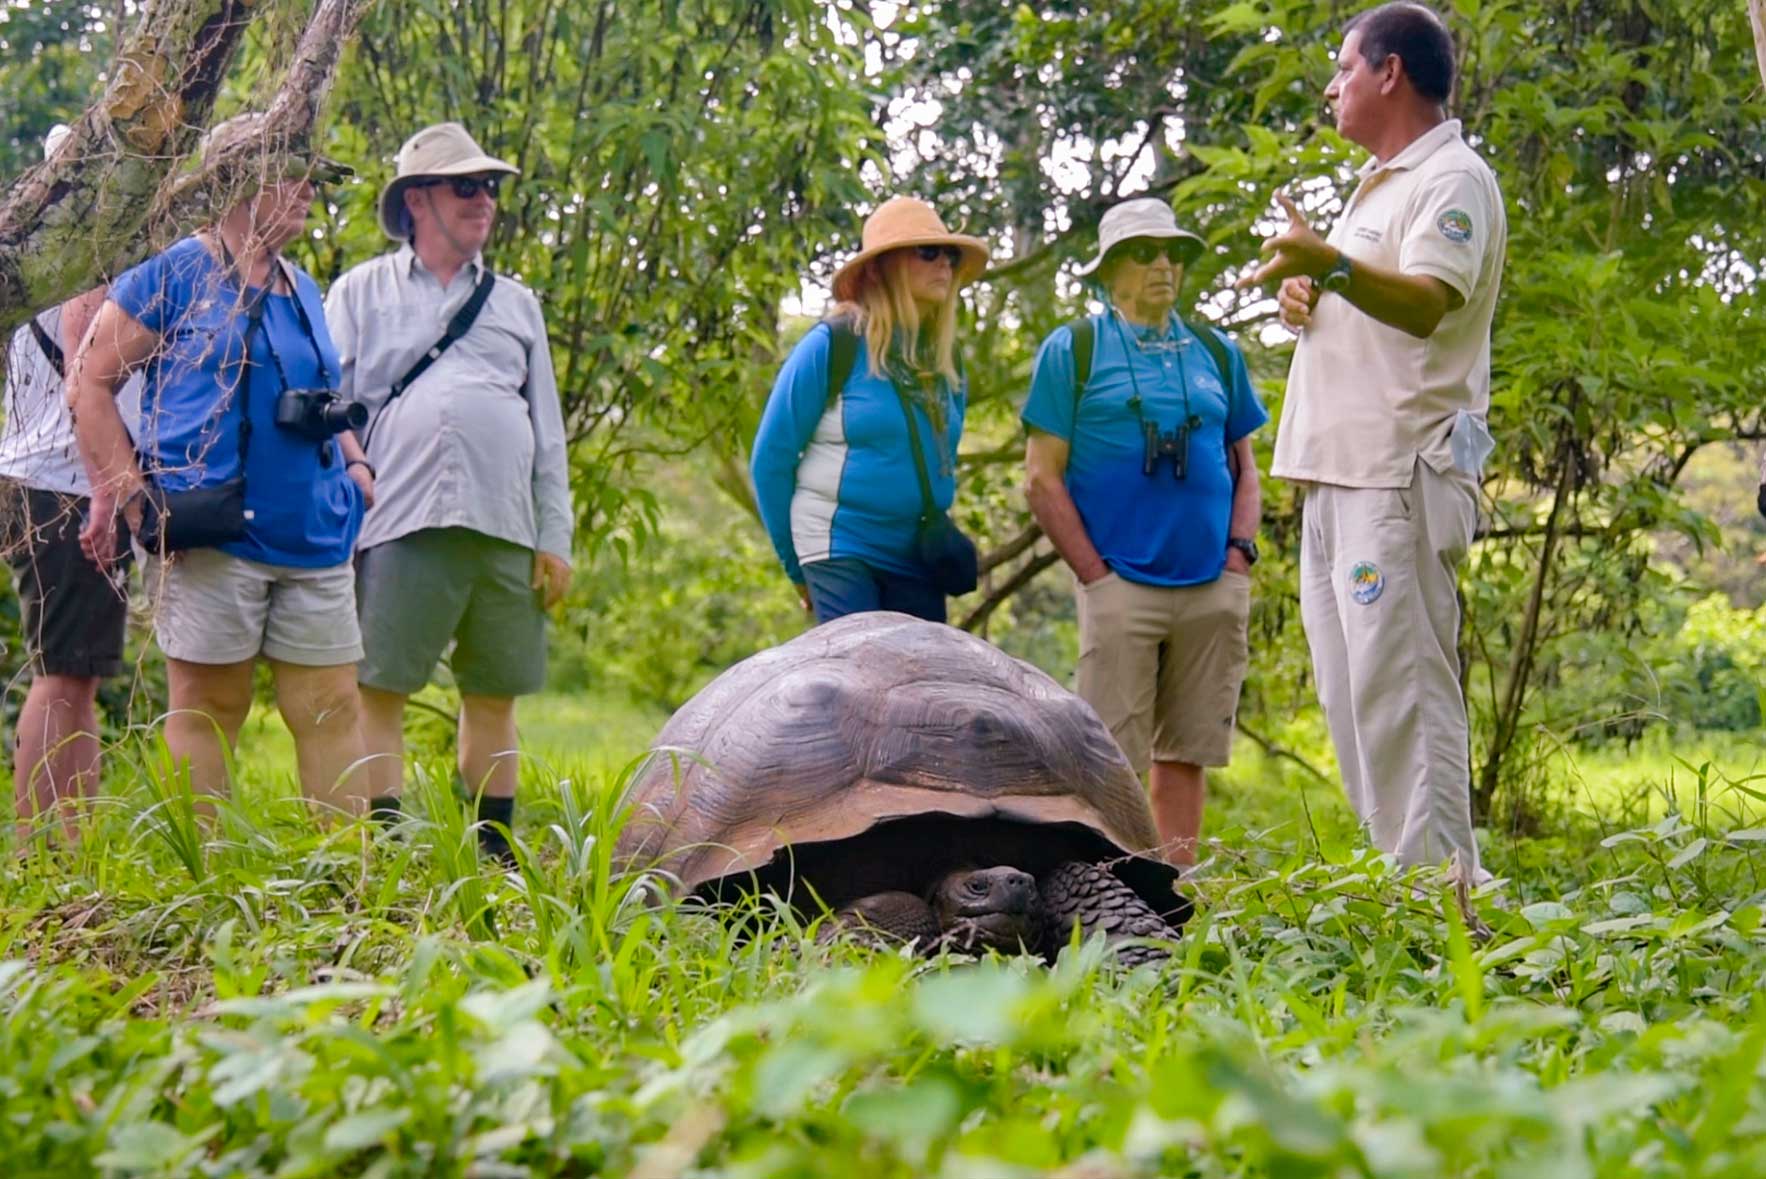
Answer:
[
  {"left": 68, "top": 113, "right": 373, "bottom": 818},
  {"left": 1238, "top": 2, "right": 1507, "bottom": 884},
  {"left": 751, "top": 196, "right": 987, "bottom": 624},
  {"left": 2, "top": 127, "right": 145, "bottom": 840},
  {"left": 1022, "top": 198, "right": 1267, "bottom": 869},
  {"left": 324, "top": 123, "right": 573, "bottom": 864}
]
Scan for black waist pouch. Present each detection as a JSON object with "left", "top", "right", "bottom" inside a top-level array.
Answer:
[
  {"left": 135, "top": 478, "right": 248, "bottom": 553},
  {"left": 916, "top": 511, "right": 979, "bottom": 597}
]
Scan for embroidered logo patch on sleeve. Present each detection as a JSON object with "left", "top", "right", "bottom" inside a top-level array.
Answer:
[
  {"left": 1349, "top": 561, "right": 1385, "bottom": 605},
  {"left": 1436, "top": 209, "right": 1474, "bottom": 243}
]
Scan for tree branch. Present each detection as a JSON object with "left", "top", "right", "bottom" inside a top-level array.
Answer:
[
  {"left": 958, "top": 548, "right": 1061, "bottom": 633},
  {"left": 0, "top": 0, "right": 371, "bottom": 331}
]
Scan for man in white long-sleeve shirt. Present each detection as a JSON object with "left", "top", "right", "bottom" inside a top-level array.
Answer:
[{"left": 325, "top": 123, "right": 574, "bottom": 861}]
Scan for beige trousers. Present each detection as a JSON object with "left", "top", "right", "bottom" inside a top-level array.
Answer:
[{"left": 1298, "top": 459, "right": 1486, "bottom": 880}]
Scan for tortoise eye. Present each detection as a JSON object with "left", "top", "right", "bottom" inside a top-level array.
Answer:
[{"left": 966, "top": 878, "right": 989, "bottom": 895}]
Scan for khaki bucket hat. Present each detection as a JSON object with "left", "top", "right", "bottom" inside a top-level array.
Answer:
[
  {"left": 830, "top": 196, "right": 990, "bottom": 303},
  {"left": 1077, "top": 197, "right": 1204, "bottom": 277},
  {"left": 379, "top": 122, "right": 519, "bottom": 240},
  {"left": 199, "top": 112, "right": 353, "bottom": 184}
]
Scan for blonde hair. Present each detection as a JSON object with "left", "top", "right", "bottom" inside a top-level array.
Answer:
[{"left": 829, "top": 250, "right": 960, "bottom": 386}]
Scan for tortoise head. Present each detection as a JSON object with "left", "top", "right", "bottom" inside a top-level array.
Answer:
[{"left": 928, "top": 866, "right": 1043, "bottom": 954}]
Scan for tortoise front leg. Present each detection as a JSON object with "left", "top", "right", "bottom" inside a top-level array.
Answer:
[
  {"left": 819, "top": 890, "right": 942, "bottom": 952},
  {"left": 1037, "top": 861, "right": 1180, "bottom": 968}
]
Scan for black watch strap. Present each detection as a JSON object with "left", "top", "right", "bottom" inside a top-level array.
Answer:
[{"left": 1227, "top": 537, "right": 1258, "bottom": 566}]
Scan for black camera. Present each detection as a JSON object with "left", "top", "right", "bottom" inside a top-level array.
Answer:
[
  {"left": 1142, "top": 418, "right": 1196, "bottom": 480},
  {"left": 274, "top": 388, "right": 368, "bottom": 441}
]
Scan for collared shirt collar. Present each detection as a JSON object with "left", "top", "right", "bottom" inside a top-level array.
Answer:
[
  {"left": 1358, "top": 118, "right": 1463, "bottom": 177},
  {"left": 395, "top": 241, "right": 487, "bottom": 283}
]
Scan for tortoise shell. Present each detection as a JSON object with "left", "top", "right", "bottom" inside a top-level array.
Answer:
[{"left": 614, "top": 612, "right": 1181, "bottom": 914}]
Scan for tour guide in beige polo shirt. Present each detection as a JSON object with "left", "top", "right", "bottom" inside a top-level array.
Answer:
[{"left": 1240, "top": 3, "right": 1506, "bottom": 883}]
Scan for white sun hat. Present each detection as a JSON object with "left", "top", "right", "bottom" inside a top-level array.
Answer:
[{"left": 1076, "top": 197, "right": 1205, "bottom": 277}]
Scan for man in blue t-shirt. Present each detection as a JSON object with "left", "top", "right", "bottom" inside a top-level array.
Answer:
[{"left": 1022, "top": 198, "right": 1268, "bottom": 869}]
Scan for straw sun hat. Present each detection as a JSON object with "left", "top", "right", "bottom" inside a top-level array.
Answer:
[
  {"left": 831, "top": 197, "right": 989, "bottom": 303},
  {"left": 379, "top": 122, "right": 519, "bottom": 240}
]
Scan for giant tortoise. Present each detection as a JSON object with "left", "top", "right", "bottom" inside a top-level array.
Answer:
[{"left": 613, "top": 612, "right": 1189, "bottom": 963}]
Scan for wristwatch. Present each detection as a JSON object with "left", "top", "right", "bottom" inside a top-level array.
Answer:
[
  {"left": 1227, "top": 537, "right": 1259, "bottom": 566},
  {"left": 1320, "top": 251, "right": 1353, "bottom": 293}
]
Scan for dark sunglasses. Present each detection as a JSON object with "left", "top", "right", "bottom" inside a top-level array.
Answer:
[
  {"left": 420, "top": 174, "right": 505, "bottom": 201},
  {"left": 912, "top": 244, "right": 964, "bottom": 265},
  {"left": 1112, "top": 237, "right": 1190, "bottom": 266}
]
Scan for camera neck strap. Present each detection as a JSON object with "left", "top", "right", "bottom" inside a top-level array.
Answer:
[
  {"left": 214, "top": 236, "right": 284, "bottom": 470},
  {"left": 363, "top": 267, "right": 496, "bottom": 452}
]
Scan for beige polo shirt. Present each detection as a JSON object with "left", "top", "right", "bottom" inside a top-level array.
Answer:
[{"left": 1271, "top": 119, "right": 1507, "bottom": 489}]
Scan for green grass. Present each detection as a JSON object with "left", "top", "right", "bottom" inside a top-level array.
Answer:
[{"left": 3, "top": 692, "right": 1765, "bottom": 1177}]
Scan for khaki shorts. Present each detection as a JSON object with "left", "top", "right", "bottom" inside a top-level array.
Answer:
[
  {"left": 143, "top": 547, "right": 363, "bottom": 667},
  {"left": 1074, "top": 570, "right": 1251, "bottom": 771}
]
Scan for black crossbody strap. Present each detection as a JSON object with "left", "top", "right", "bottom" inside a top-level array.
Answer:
[
  {"left": 390, "top": 270, "right": 496, "bottom": 398},
  {"left": 888, "top": 379, "right": 939, "bottom": 525},
  {"left": 363, "top": 269, "right": 495, "bottom": 451},
  {"left": 27, "top": 316, "right": 65, "bottom": 379}
]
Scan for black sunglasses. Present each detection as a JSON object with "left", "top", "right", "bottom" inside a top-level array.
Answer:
[
  {"left": 420, "top": 174, "right": 505, "bottom": 201},
  {"left": 912, "top": 244, "right": 964, "bottom": 265},
  {"left": 1112, "top": 237, "right": 1191, "bottom": 266}
]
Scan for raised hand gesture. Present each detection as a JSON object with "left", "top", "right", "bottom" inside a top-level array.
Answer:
[{"left": 1237, "top": 192, "right": 1338, "bottom": 291}]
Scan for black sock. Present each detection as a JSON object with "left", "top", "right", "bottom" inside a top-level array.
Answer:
[
  {"left": 477, "top": 795, "right": 516, "bottom": 864},
  {"left": 369, "top": 795, "right": 402, "bottom": 827}
]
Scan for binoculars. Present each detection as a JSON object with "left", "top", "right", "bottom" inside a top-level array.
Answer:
[{"left": 1141, "top": 416, "right": 1199, "bottom": 480}]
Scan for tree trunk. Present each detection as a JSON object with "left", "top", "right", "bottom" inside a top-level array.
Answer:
[
  {"left": 0, "top": 0, "right": 368, "bottom": 333},
  {"left": 1751, "top": 1, "right": 1766, "bottom": 89}
]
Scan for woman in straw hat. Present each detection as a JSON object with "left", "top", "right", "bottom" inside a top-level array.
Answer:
[
  {"left": 751, "top": 196, "right": 987, "bottom": 623},
  {"left": 68, "top": 113, "right": 373, "bottom": 821}
]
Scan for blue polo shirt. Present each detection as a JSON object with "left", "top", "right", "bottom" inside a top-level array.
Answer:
[
  {"left": 111, "top": 237, "right": 363, "bottom": 568},
  {"left": 1021, "top": 312, "right": 1267, "bottom": 586}
]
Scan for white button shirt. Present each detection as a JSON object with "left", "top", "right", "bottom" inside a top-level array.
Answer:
[
  {"left": 1272, "top": 120, "right": 1508, "bottom": 489},
  {"left": 325, "top": 245, "right": 573, "bottom": 557}
]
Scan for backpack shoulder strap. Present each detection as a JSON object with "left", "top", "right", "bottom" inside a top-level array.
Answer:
[
  {"left": 1191, "top": 322, "right": 1247, "bottom": 483},
  {"left": 26, "top": 315, "right": 65, "bottom": 380},
  {"left": 822, "top": 315, "right": 860, "bottom": 412},
  {"left": 1193, "top": 322, "right": 1234, "bottom": 394},
  {"left": 1068, "top": 315, "right": 1095, "bottom": 417}
]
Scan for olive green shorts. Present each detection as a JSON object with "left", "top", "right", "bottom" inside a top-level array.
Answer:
[
  {"left": 355, "top": 527, "right": 546, "bottom": 697},
  {"left": 1074, "top": 570, "right": 1251, "bottom": 771}
]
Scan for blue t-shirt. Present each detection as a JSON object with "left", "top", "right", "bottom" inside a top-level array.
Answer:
[
  {"left": 111, "top": 237, "right": 363, "bottom": 568},
  {"left": 1021, "top": 312, "right": 1268, "bottom": 587},
  {"left": 751, "top": 323, "right": 965, "bottom": 583}
]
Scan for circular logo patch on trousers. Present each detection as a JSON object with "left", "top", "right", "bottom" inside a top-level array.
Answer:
[{"left": 1349, "top": 561, "right": 1384, "bottom": 605}]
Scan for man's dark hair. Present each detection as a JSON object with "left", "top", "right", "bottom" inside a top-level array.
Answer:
[{"left": 1347, "top": 3, "right": 1456, "bottom": 106}]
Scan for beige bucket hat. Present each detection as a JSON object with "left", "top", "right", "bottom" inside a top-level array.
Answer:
[
  {"left": 1077, "top": 197, "right": 1204, "bottom": 277},
  {"left": 379, "top": 122, "right": 519, "bottom": 240},
  {"left": 830, "top": 196, "right": 990, "bottom": 303}
]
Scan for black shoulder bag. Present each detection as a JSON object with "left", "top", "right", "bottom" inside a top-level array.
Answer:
[
  {"left": 360, "top": 269, "right": 496, "bottom": 452},
  {"left": 136, "top": 277, "right": 271, "bottom": 553},
  {"left": 890, "top": 377, "right": 978, "bottom": 598}
]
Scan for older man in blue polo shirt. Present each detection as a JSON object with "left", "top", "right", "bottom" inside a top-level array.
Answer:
[{"left": 1022, "top": 198, "right": 1267, "bottom": 868}]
